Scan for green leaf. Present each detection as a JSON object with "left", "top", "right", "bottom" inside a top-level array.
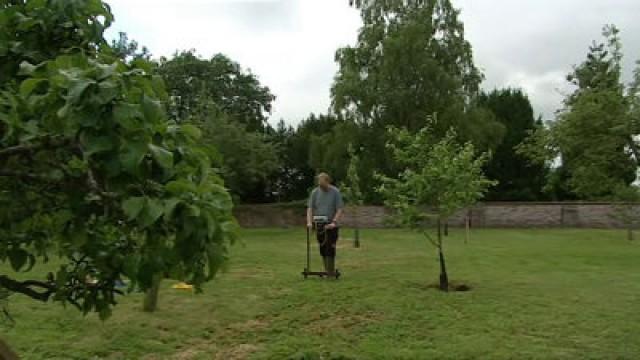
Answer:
[
  {"left": 19, "top": 78, "right": 46, "bottom": 97},
  {"left": 164, "top": 198, "right": 182, "bottom": 219},
  {"left": 84, "top": 135, "right": 115, "bottom": 156},
  {"left": 67, "top": 79, "right": 95, "bottom": 104},
  {"left": 165, "top": 180, "right": 196, "bottom": 194},
  {"left": 96, "top": 62, "right": 118, "bottom": 81},
  {"left": 141, "top": 95, "right": 163, "bottom": 122},
  {"left": 57, "top": 103, "right": 71, "bottom": 119},
  {"left": 180, "top": 124, "right": 202, "bottom": 140},
  {"left": 123, "top": 197, "right": 146, "bottom": 220},
  {"left": 149, "top": 144, "right": 173, "bottom": 170},
  {"left": 139, "top": 198, "right": 164, "bottom": 228},
  {"left": 113, "top": 103, "right": 142, "bottom": 130},
  {"left": 8, "top": 248, "right": 28, "bottom": 272},
  {"left": 120, "top": 141, "right": 148, "bottom": 174}
]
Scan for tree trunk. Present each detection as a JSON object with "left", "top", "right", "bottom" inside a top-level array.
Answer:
[
  {"left": 628, "top": 228, "right": 634, "bottom": 241},
  {"left": 465, "top": 215, "right": 470, "bottom": 244},
  {"left": 444, "top": 221, "right": 449, "bottom": 236},
  {"left": 354, "top": 207, "right": 360, "bottom": 248},
  {"left": 143, "top": 274, "right": 162, "bottom": 313},
  {"left": 0, "top": 338, "right": 19, "bottom": 360},
  {"left": 437, "top": 218, "right": 449, "bottom": 292}
]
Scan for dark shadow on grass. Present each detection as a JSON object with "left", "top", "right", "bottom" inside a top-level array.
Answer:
[{"left": 406, "top": 280, "right": 473, "bottom": 292}]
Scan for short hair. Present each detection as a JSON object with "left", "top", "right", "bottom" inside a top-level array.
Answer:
[{"left": 317, "top": 172, "right": 331, "bottom": 182}]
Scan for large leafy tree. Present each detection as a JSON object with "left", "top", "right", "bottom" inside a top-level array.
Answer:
[
  {"left": 0, "top": 0, "right": 235, "bottom": 325},
  {"left": 158, "top": 51, "right": 279, "bottom": 202},
  {"left": 378, "top": 125, "right": 494, "bottom": 291},
  {"left": 333, "top": 0, "right": 502, "bottom": 138},
  {"left": 158, "top": 50, "right": 275, "bottom": 132},
  {"left": 202, "top": 108, "right": 280, "bottom": 203},
  {"left": 479, "top": 89, "right": 548, "bottom": 201},
  {"left": 330, "top": 0, "right": 503, "bottom": 201},
  {"left": 519, "top": 25, "right": 638, "bottom": 199}
]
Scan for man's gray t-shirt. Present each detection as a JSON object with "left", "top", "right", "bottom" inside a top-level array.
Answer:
[{"left": 308, "top": 186, "right": 344, "bottom": 222}]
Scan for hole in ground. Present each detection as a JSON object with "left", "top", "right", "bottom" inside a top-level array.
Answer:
[{"left": 425, "top": 281, "right": 473, "bottom": 292}]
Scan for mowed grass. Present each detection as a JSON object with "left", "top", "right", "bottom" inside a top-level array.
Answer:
[{"left": 2, "top": 228, "right": 640, "bottom": 359}]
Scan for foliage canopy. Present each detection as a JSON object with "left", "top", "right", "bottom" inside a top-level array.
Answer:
[{"left": 0, "top": 0, "right": 236, "bottom": 318}]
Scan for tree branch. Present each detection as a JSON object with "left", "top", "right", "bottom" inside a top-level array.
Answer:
[
  {"left": 422, "top": 230, "right": 438, "bottom": 248},
  {"left": 0, "top": 137, "right": 69, "bottom": 160},
  {"left": 0, "top": 171, "right": 50, "bottom": 180},
  {"left": 0, "top": 275, "right": 56, "bottom": 302},
  {"left": 86, "top": 168, "right": 118, "bottom": 199},
  {"left": 0, "top": 143, "right": 40, "bottom": 158}
]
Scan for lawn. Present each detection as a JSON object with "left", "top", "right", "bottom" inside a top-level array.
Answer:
[{"left": 2, "top": 228, "right": 640, "bottom": 359}]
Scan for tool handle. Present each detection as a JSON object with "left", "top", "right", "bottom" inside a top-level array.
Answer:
[{"left": 306, "top": 226, "right": 310, "bottom": 270}]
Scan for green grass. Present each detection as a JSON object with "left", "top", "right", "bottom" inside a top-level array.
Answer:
[{"left": 2, "top": 228, "right": 640, "bottom": 359}]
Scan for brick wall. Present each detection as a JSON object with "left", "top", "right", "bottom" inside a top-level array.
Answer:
[{"left": 234, "top": 203, "right": 640, "bottom": 229}]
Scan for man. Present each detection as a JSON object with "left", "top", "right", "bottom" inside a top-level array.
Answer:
[{"left": 307, "top": 173, "right": 344, "bottom": 276}]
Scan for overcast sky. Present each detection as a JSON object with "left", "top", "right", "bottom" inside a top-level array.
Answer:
[{"left": 105, "top": 0, "right": 640, "bottom": 125}]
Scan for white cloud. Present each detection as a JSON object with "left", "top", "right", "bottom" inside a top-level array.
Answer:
[
  {"left": 105, "top": 0, "right": 360, "bottom": 125},
  {"left": 105, "top": 0, "right": 640, "bottom": 126}
]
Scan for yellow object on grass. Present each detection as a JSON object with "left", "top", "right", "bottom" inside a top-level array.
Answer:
[{"left": 172, "top": 282, "right": 193, "bottom": 290}]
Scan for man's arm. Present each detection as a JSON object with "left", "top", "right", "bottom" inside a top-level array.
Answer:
[
  {"left": 331, "top": 188, "right": 345, "bottom": 226},
  {"left": 332, "top": 208, "right": 343, "bottom": 224},
  {"left": 307, "top": 189, "right": 315, "bottom": 228}
]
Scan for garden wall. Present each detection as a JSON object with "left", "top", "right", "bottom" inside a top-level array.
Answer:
[{"left": 234, "top": 202, "right": 640, "bottom": 229}]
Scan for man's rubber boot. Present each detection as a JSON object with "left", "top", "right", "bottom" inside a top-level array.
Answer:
[
  {"left": 322, "top": 257, "right": 329, "bottom": 275},
  {"left": 327, "top": 257, "right": 336, "bottom": 278}
]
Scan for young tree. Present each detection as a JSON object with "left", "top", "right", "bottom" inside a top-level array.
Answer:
[
  {"left": 377, "top": 125, "right": 495, "bottom": 291},
  {"left": 610, "top": 186, "right": 640, "bottom": 241},
  {"left": 342, "top": 144, "right": 365, "bottom": 247},
  {"left": 0, "top": 0, "right": 236, "bottom": 331}
]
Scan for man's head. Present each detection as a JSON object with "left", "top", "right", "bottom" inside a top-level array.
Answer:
[{"left": 317, "top": 172, "right": 331, "bottom": 190}]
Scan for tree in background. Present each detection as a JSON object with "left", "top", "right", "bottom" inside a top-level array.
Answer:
[
  {"left": 269, "top": 119, "right": 315, "bottom": 203},
  {"left": 158, "top": 51, "right": 279, "bottom": 202},
  {"left": 333, "top": 0, "right": 504, "bottom": 140},
  {"left": 109, "top": 32, "right": 151, "bottom": 62},
  {"left": 479, "top": 89, "right": 548, "bottom": 201},
  {"left": 342, "top": 144, "right": 365, "bottom": 248},
  {"left": 377, "top": 124, "right": 495, "bottom": 291},
  {"left": 309, "top": 120, "right": 356, "bottom": 182},
  {"left": 269, "top": 114, "right": 342, "bottom": 202},
  {"left": 202, "top": 108, "right": 280, "bottom": 203},
  {"left": 0, "top": 0, "right": 236, "bottom": 336},
  {"left": 331, "top": 0, "right": 504, "bottom": 201},
  {"left": 518, "top": 25, "right": 638, "bottom": 200},
  {"left": 158, "top": 50, "right": 275, "bottom": 132}
]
